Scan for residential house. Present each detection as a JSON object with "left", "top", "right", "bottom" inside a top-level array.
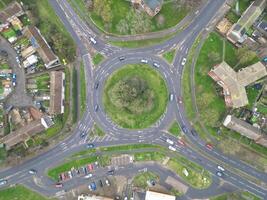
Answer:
[
  {"left": 256, "top": 21, "right": 267, "bottom": 37},
  {"left": 223, "top": 115, "right": 267, "bottom": 147},
  {"left": 49, "top": 71, "right": 65, "bottom": 115},
  {"left": 226, "top": 0, "right": 266, "bottom": 45},
  {"left": 0, "top": 1, "right": 24, "bottom": 31},
  {"left": 145, "top": 191, "right": 176, "bottom": 200},
  {"left": 77, "top": 194, "right": 113, "bottom": 200},
  {"left": 131, "top": 0, "right": 163, "bottom": 17},
  {"left": 23, "top": 26, "right": 60, "bottom": 68},
  {"left": 208, "top": 61, "right": 267, "bottom": 108}
]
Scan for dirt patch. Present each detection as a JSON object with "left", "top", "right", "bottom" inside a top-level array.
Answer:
[{"left": 165, "top": 176, "right": 189, "bottom": 194}]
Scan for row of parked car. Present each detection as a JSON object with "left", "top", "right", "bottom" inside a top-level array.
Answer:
[{"left": 88, "top": 178, "right": 111, "bottom": 191}]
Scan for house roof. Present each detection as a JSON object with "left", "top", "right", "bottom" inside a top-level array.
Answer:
[
  {"left": 0, "top": 119, "right": 45, "bottom": 150},
  {"left": 0, "top": 1, "right": 23, "bottom": 23},
  {"left": 209, "top": 61, "right": 267, "bottom": 108},
  {"left": 144, "top": 0, "right": 163, "bottom": 11},
  {"left": 49, "top": 71, "right": 65, "bottom": 115},
  {"left": 145, "top": 191, "right": 175, "bottom": 200},
  {"left": 223, "top": 115, "right": 262, "bottom": 141},
  {"left": 23, "top": 26, "right": 59, "bottom": 68}
]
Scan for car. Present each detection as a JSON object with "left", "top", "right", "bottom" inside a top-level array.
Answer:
[
  {"left": 141, "top": 59, "right": 148, "bottom": 64},
  {"left": 191, "top": 129, "right": 198, "bottom": 137},
  {"left": 12, "top": 82, "right": 16, "bottom": 86},
  {"left": 263, "top": 57, "right": 267, "bottom": 62},
  {"left": 217, "top": 165, "right": 225, "bottom": 172},
  {"left": 86, "top": 143, "right": 95, "bottom": 149},
  {"left": 168, "top": 145, "right": 176, "bottom": 151},
  {"left": 177, "top": 96, "right": 183, "bottom": 104},
  {"left": 105, "top": 179, "right": 110, "bottom": 186},
  {"left": 68, "top": 171, "right": 73, "bottom": 179},
  {"left": 0, "top": 179, "right": 7, "bottom": 186},
  {"left": 80, "top": 132, "right": 86, "bottom": 138},
  {"left": 169, "top": 93, "right": 174, "bottom": 101},
  {"left": 166, "top": 138, "right": 174, "bottom": 145},
  {"left": 28, "top": 169, "right": 37, "bottom": 175},
  {"left": 87, "top": 164, "right": 94, "bottom": 171},
  {"left": 124, "top": 197, "right": 128, "bottom": 200},
  {"left": 119, "top": 56, "right": 125, "bottom": 61},
  {"left": 90, "top": 182, "right": 97, "bottom": 191},
  {"left": 153, "top": 62, "right": 160, "bottom": 68},
  {"left": 181, "top": 58, "right": 187, "bottom": 66},
  {"left": 15, "top": 56, "right": 20, "bottom": 63},
  {"left": 107, "top": 169, "right": 115, "bottom": 176},
  {"left": 216, "top": 171, "right": 224, "bottom": 177},
  {"left": 181, "top": 126, "right": 187, "bottom": 134},
  {"left": 94, "top": 104, "right": 99, "bottom": 112},
  {"left": 205, "top": 143, "right": 213, "bottom": 150},
  {"left": 95, "top": 82, "right": 99, "bottom": 90},
  {"left": 84, "top": 173, "right": 93, "bottom": 179},
  {"left": 90, "top": 37, "right": 96, "bottom": 44},
  {"left": 177, "top": 139, "right": 185, "bottom": 146},
  {"left": 12, "top": 74, "right": 16, "bottom": 80},
  {"left": 55, "top": 183, "right": 63, "bottom": 188},
  {"left": 99, "top": 180, "right": 103, "bottom": 187}
]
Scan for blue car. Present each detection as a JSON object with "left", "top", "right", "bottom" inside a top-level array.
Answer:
[
  {"left": 263, "top": 57, "right": 267, "bottom": 62},
  {"left": 90, "top": 182, "right": 97, "bottom": 191}
]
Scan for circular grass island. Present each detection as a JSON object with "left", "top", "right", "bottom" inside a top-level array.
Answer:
[{"left": 103, "top": 64, "right": 168, "bottom": 129}]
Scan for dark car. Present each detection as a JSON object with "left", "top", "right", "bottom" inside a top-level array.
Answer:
[
  {"left": 95, "top": 82, "right": 99, "bottom": 90},
  {"left": 107, "top": 169, "right": 114, "bottom": 176},
  {"left": 55, "top": 183, "right": 63, "bottom": 188},
  {"left": 86, "top": 143, "right": 95, "bottom": 149},
  {"left": 99, "top": 180, "right": 103, "bottom": 187},
  {"left": 80, "top": 132, "right": 86, "bottom": 138},
  {"left": 119, "top": 56, "right": 125, "bottom": 61},
  {"left": 181, "top": 126, "right": 187, "bottom": 134},
  {"left": 191, "top": 129, "right": 198, "bottom": 137}
]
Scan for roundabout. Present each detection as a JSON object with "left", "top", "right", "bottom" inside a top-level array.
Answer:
[{"left": 103, "top": 64, "right": 168, "bottom": 129}]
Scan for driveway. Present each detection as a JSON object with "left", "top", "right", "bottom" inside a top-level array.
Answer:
[{"left": 0, "top": 36, "right": 33, "bottom": 107}]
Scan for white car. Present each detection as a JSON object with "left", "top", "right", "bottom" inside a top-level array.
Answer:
[
  {"left": 153, "top": 62, "right": 160, "bottom": 68},
  {"left": 84, "top": 173, "right": 93, "bottom": 179},
  {"left": 90, "top": 37, "right": 96, "bottom": 44},
  {"left": 105, "top": 179, "right": 110, "bottom": 186},
  {"left": 141, "top": 59, "right": 148, "bottom": 64},
  {"left": 181, "top": 58, "right": 187, "bottom": 66},
  {"left": 168, "top": 145, "right": 176, "bottom": 151},
  {"left": 217, "top": 165, "right": 225, "bottom": 172},
  {"left": 169, "top": 94, "right": 174, "bottom": 101},
  {"left": 166, "top": 138, "right": 174, "bottom": 145}
]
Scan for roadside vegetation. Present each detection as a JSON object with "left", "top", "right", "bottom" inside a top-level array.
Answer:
[
  {"left": 92, "top": 53, "right": 104, "bottom": 65},
  {"left": 67, "top": 0, "right": 195, "bottom": 35},
  {"left": 90, "top": 124, "right": 105, "bottom": 137},
  {"left": 80, "top": 62, "right": 86, "bottom": 114},
  {"left": 168, "top": 121, "right": 181, "bottom": 136},
  {"left": 133, "top": 172, "right": 159, "bottom": 189},
  {"left": 72, "top": 68, "right": 78, "bottom": 123},
  {"left": 103, "top": 64, "right": 168, "bottom": 129},
  {"left": 0, "top": 185, "right": 54, "bottom": 200},
  {"left": 163, "top": 50, "right": 176, "bottom": 64},
  {"left": 211, "top": 191, "right": 261, "bottom": 200}
]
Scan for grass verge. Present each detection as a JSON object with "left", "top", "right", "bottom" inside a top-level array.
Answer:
[
  {"left": 80, "top": 62, "right": 86, "bottom": 114},
  {"left": 92, "top": 53, "right": 104, "bottom": 65},
  {"left": 163, "top": 50, "right": 176, "bottom": 64}
]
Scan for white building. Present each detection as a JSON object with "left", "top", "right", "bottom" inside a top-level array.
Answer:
[{"left": 145, "top": 191, "right": 175, "bottom": 200}]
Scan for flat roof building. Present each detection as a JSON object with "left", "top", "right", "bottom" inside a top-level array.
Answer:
[
  {"left": 145, "top": 191, "right": 176, "bottom": 200},
  {"left": 208, "top": 61, "right": 267, "bottom": 108},
  {"left": 23, "top": 26, "right": 59, "bottom": 68},
  {"left": 49, "top": 71, "right": 65, "bottom": 115}
]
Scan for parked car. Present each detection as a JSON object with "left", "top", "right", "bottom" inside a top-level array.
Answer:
[
  {"left": 88, "top": 182, "right": 97, "bottom": 191},
  {"left": 99, "top": 180, "right": 103, "bottom": 187},
  {"left": 0, "top": 179, "right": 7, "bottom": 186},
  {"left": 119, "top": 56, "right": 125, "bottom": 61},
  {"left": 141, "top": 59, "right": 148, "bottom": 64},
  {"left": 181, "top": 58, "right": 187, "bottom": 66},
  {"left": 153, "top": 62, "right": 160, "bottom": 68},
  {"left": 55, "top": 183, "right": 63, "bottom": 188},
  {"left": 84, "top": 173, "right": 93, "bottom": 179},
  {"left": 28, "top": 169, "right": 37, "bottom": 175},
  {"left": 86, "top": 143, "right": 95, "bottom": 149},
  {"left": 90, "top": 37, "right": 96, "bottom": 44},
  {"left": 263, "top": 57, "right": 267, "bottom": 62},
  {"left": 168, "top": 145, "right": 176, "bottom": 151},
  {"left": 87, "top": 164, "right": 94, "bottom": 171},
  {"left": 68, "top": 171, "right": 73, "bottom": 179},
  {"left": 217, "top": 165, "right": 225, "bottom": 172},
  {"left": 105, "top": 179, "right": 110, "bottom": 186},
  {"left": 205, "top": 143, "right": 213, "bottom": 150}
]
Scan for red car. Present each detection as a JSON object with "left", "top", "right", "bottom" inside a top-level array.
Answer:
[
  {"left": 178, "top": 139, "right": 186, "bottom": 146},
  {"left": 177, "top": 96, "right": 183, "bottom": 104},
  {"left": 205, "top": 143, "right": 213, "bottom": 150},
  {"left": 87, "top": 164, "right": 94, "bottom": 171}
]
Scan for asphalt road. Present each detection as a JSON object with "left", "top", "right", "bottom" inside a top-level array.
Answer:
[{"left": 0, "top": 0, "right": 267, "bottom": 199}]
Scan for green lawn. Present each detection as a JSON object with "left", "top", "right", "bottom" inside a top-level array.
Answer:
[
  {"left": 48, "top": 156, "right": 97, "bottom": 180},
  {"left": 75, "top": 0, "right": 189, "bottom": 35},
  {"left": 103, "top": 64, "right": 168, "bottom": 129},
  {"left": 168, "top": 121, "right": 181, "bottom": 136},
  {"left": 110, "top": 34, "right": 174, "bottom": 48},
  {"left": 99, "top": 144, "right": 161, "bottom": 152},
  {"left": 211, "top": 191, "right": 261, "bottom": 200},
  {"left": 92, "top": 53, "right": 104, "bottom": 65},
  {"left": 246, "top": 86, "right": 260, "bottom": 109},
  {"left": 80, "top": 62, "right": 86, "bottom": 114},
  {"left": 134, "top": 151, "right": 165, "bottom": 162},
  {"left": 0, "top": 185, "right": 53, "bottom": 200},
  {"left": 0, "top": 64, "right": 9, "bottom": 70},
  {"left": 133, "top": 172, "right": 159, "bottom": 188},
  {"left": 22, "top": 0, "right": 76, "bottom": 62},
  {"left": 91, "top": 124, "right": 105, "bottom": 137},
  {"left": 1, "top": 28, "right": 16, "bottom": 39},
  {"left": 163, "top": 50, "right": 176, "bottom": 64},
  {"left": 72, "top": 68, "right": 78, "bottom": 123},
  {"left": 36, "top": 73, "right": 50, "bottom": 91}
]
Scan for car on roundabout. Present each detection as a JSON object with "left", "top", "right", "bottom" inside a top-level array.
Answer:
[
  {"left": 86, "top": 143, "right": 95, "bottom": 149},
  {"left": 181, "top": 58, "right": 187, "bottom": 66},
  {"left": 216, "top": 171, "right": 224, "bottom": 177},
  {"left": 28, "top": 169, "right": 37, "bottom": 175},
  {"left": 141, "top": 59, "right": 148, "bottom": 64}
]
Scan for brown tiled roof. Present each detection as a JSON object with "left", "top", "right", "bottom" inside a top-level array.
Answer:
[
  {"left": 49, "top": 71, "right": 65, "bottom": 115},
  {"left": 0, "top": 119, "right": 45, "bottom": 150},
  {"left": 0, "top": 1, "right": 23, "bottom": 23},
  {"left": 23, "top": 26, "right": 59, "bottom": 68}
]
